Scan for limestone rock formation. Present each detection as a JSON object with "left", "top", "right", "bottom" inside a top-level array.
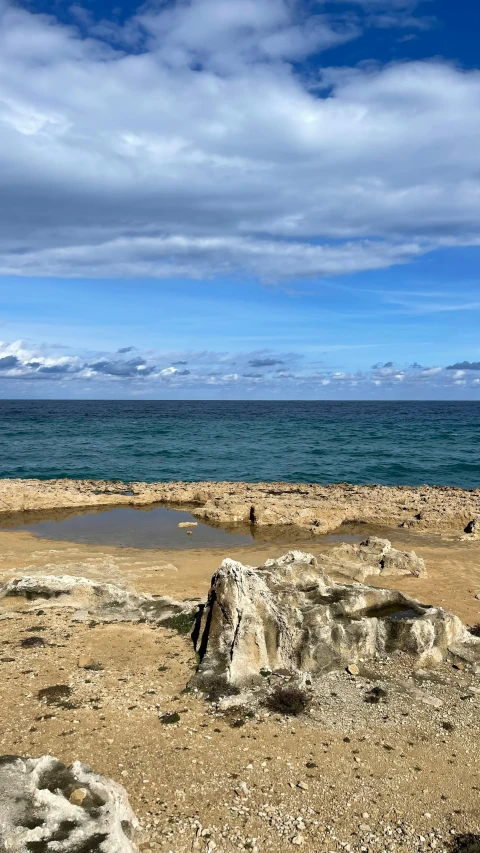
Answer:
[
  {"left": 1, "top": 477, "right": 480, "bottom": 535},
  {"left": 0, "top": 754, "right": 138, "bottom": 852},
  {"left": 0, "top": 574, "right": 198, "bottom": 625},
  {"left": 191, "top": 551, "right": 476, "bottom": 690},
  {"left": 317, "top": 536, "right": 426, "bottom": 581}
]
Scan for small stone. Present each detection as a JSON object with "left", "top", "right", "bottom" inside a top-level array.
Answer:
[
  {"left": 77, "top": 655, "right": 103, "bottom": 670},
  {"left": 347, "top": 664, "right": 359, "bottom": 676},
  {"left": 234, "top": 782, "right": 249, "bottom": 798},
  {"left": 69, "top": 788, "right": 87, "bottom": 806},
  {"left": 420, "top": 695, "right": 444, "bottom": 709},
  {"left": 291, "top": 834, "right": 304, "bottom": 845},
  {"left": 160, "top": 712, "right": 180, "bottom": 725},
  {"left": 296, "top": 781, "right": 308, "bottom": 791}
]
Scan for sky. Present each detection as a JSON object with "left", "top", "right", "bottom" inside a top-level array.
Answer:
[{"left": 0, "top": 0, "right": 479, "bottom": 399}]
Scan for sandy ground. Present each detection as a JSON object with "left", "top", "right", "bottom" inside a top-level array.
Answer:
[{"left": 1, "top": 525, "right": 480, "bottom": 852}]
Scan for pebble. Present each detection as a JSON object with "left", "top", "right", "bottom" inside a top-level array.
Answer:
[
  {"left": 291, "top": 834, "right": 304, "bottom": 845},
  {"left": 347, "top": 664, "right": 359, "bottom": 676},
  {"left": 69, "top": 788, "right": 87, "bottom": 806}
]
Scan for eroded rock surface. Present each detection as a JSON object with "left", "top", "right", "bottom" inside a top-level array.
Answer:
[
  {"left": 0, "top": 575, "right": 199, "bottom": 625},
  {"left": 192, "top": 551, "right": 476, "bottom": 690},
  {"left": 1, "top": 477, "right": 480, "bottom": 534},
  {"left": 318, "top": 536, "right": 426, "bottom": 581},
  {"left": 0, "top": 754, "right": 138, "bottom": 852}
]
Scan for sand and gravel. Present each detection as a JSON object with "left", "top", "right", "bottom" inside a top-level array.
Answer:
[{"left": 1, "top": 480, "right": 480, "bottom": 852}]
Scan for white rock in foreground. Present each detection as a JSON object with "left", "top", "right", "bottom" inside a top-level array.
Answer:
[
  {"left": 0, "top": 754, "right": 138, "bottom": 852},
  {"left": 0, "top": 574, "right": 199, "bottom": 625},
  {"left": 192, "top": 550, "right": 477, "bottom": 689},
  {"left": 317, "top": 536, "right": 426, "bottom": 581}
]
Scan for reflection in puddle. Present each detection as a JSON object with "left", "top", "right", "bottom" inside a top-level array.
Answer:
[{"left": 0, "top": 504, "right": 367, "bottom": 550}]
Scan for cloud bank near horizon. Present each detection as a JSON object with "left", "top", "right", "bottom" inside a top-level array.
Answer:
[
  {"left": 1, "top": 0, "right": 480, "bottom": 282},
  {"left": 0, "top": 339, "right": 478, "bottom": 398}
]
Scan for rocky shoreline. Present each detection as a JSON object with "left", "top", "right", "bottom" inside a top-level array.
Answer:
[
  {"left": 0, "top": 477, "right": 479, "bottom": 535},
  {"left": 1, "top": 482, "right": 480, "bottom": 853}
]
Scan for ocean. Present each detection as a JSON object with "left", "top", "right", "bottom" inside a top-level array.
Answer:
[{"left": 0, "top": 399, "right": 479, "bottom": 488}]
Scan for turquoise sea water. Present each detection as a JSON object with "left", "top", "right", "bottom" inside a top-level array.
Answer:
[{"left": 0, "top": 400, "right": 479, "bottom": 488}]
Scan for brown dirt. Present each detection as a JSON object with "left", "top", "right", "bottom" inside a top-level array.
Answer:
[{"left": 1, "top": 525, "right": 480, "bottom": 852}]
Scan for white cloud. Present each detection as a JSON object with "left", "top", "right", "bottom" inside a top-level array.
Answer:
[
  {"left": 1, "top": 339, "right": 480, "bottom": 398},
  {"left": 0, "top": 0, "right": 478, "bottom": 280}
]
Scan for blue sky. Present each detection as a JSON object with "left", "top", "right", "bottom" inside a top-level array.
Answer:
[{"left": 0, "top": 0, "right": 479, "bottom": 398}]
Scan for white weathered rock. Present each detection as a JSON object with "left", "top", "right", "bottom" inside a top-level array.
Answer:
[
  {"left": 0, "top": 754, "right": 139, "bottom": 852},
  {"left": 191, "top": 551, "right": 476, "bottom": 690},
  {"left": 317, "top": 537, "right": 426, "bottom": 581},
  {"left": 0, "top": 575, "right": 199, "bottom": 626}
]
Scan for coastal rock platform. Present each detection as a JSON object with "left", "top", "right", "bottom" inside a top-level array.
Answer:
[{"left": 0, "top": 477, "right": 479, "bottom": 535}]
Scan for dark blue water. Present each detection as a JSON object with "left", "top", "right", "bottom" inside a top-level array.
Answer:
[{"left": 0, "top": 400, "right": 478, "bottom": 488}]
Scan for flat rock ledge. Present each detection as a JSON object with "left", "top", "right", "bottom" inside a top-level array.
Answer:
[
  {"left": 0, "top": 754, "right": 138, "bottom": 852},
  {"left": 1, "top": 478, "right": 480, "bottom": 535},
  {"left": 0, "top": 574, "right": 199, "bottom": 625},
  {"left": 318, "top": 536, "right": 426, "bottom": 581},
  {"left": 191, "top": 551, "right": 478, "bottom": 691}
]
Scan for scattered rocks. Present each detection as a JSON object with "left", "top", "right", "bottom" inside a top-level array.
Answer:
[
  {"left": 0, "top": 754, "right": 139, "bottom": 852},
  {"left": 178, "top": 521, "right": 198, "bottom": 528}
]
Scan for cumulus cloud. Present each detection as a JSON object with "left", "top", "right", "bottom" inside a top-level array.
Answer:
[
  {"left": 446, "top": 361, "right": 480, "bottom": 370},
  {"left": 0, "top": 355, "right": 18, "bottom": 369},
  {"left": 1, "top": 339, "right": 479, "bottom": 398},
  {"left": 87, "top": 357, "right": 155, "bottom": 377},
  {"left": 0, "top": 0, "right": 478, "bottom": 281}
]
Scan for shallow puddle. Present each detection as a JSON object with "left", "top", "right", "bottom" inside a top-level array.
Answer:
[{"left": 0, "top": 504, "right": 367, "bottom": 550}]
